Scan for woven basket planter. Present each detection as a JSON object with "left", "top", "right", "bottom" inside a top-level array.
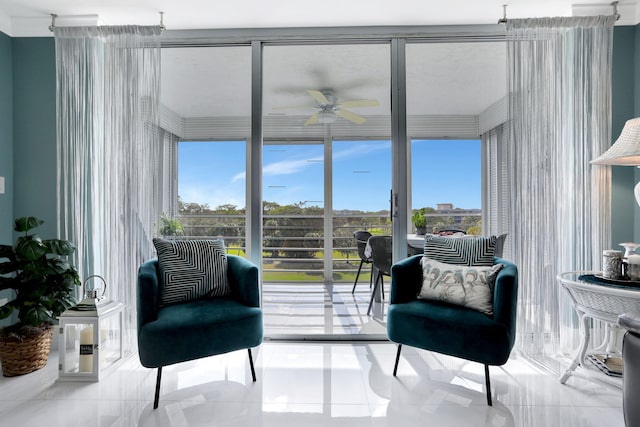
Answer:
[{"left": 0, "top": 325, "right": 54, "bottom": 377}]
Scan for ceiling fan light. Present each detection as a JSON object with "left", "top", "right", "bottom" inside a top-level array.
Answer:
[{"left": 317, "top": 110, "right": 337, "bottom": 124}]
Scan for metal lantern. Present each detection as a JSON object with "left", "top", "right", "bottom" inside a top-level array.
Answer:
[{"left": 57, "top": 275, "right": 125, "bottom": 381}]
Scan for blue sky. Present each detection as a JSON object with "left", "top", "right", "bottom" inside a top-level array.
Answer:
[{"left": 178, "top": 139, "right": 481, "bottom": 212}]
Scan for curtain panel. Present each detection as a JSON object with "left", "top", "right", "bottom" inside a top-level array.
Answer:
[
  {"left": 505, "top": 16, "right": 614, "bottom": 360},
  {"left": 55, "top": 25, "right": 162, "bottom": 353}
]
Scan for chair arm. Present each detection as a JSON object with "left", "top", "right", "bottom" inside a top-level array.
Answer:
[
  {"left": 390, "top": 255, "right": 423, "bottom": 304},
  {"left": 492, "top": 257, "right": 518, "bottom": 344},
  {"left": 137, "top": 258, "right": 160, "bottom": 331},
  {"left": 227, "top": 255, "right": 260, "bottom": 307},
  {"left": 619, "top": 312, "right": 640, "bottom": 334}
]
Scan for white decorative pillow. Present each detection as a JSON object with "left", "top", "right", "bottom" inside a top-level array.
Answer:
[
  {"left": 417, "top": 257, "right": 503, "bottom": 315},
  {"left": 153, "top": 238, "right": 231, "bottom": 306}
]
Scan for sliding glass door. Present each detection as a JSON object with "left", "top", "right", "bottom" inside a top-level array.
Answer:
[
  {"left": 261, "top": 43, "right": 391, "bottom": 337},
  {"left": 162, "top": 36, "right": 507, "bottom": 339}
]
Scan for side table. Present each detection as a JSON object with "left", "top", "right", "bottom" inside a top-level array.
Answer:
[{"left": 557, "top": 271, "right": 640, "bottom": 387}]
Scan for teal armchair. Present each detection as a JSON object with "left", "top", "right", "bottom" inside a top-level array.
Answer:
[
  {"left": 387, "top": 255, "right": 518, "bottom": 405},
  {"left": 137, "top": 254, "right": 263, "bottom": 409}
]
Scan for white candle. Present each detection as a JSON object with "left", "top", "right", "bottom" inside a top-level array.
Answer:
[{"left": 79, "top": 326, "right": 94, "bottom": 373}]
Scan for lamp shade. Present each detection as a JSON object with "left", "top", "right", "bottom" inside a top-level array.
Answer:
[{"left": 591, "top": 118, "right": 640, "bottom": 165}]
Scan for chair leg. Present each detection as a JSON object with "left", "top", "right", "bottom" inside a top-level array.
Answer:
[
  {"left": 367, "top": 273, "right": 382, "bottom": 315},
  {"left": 352, "top": 260, "right": 365, "bottom": 293},
  {"left": 484, "top": 364, "right": 492, "bottom": 406},
  {"left": 393, "top": 345, "right": 402, "bottom": 376},
  {"left": 153, "top": 366, "right": 163, "bottom": 409},
  {"left": 248, "top": 348, "right": 257, "bottom": 382},
  {"left": 380, "top": 276, "right": 385, "bottom": 300}
]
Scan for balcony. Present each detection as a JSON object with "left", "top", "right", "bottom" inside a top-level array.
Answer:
[
  {"left": 175, "top": 212, "right": 480, "bottom": 280},
  {"left": 173, "top": 211, "right": 480, "bottom": 338}
]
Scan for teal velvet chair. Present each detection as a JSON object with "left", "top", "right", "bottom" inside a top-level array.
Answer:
[
  {"left": 137, "top": 255, "right": 263, "bottom": 409},
  {"left": 387, "top": 255, "right": 518, "bottom": 406}
]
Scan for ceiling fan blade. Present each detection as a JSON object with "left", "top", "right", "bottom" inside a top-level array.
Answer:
[
  {"left": 307, "top": 89, "right": 330, "bottom": 105},
  {"left": 305, "top": 112, "right": 319, "bottom": 126},
  {"left": 339, "top": 99, "right": 380, "bottom": 108},
  {"left": 336, "top": 109, "right": 367, "bottom": 125}
]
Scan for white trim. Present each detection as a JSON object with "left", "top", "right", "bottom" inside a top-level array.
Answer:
[
  {"left": 171, "top": 114, "right": 481, "bottom": 141},
  {"left": 159, "top": 104, "right": 184, "bottom": 137},
  {"left": 478, "top": 96, "right": 507, "bottom": 135}
]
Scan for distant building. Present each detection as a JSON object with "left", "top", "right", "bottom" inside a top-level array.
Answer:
[{"left": 434, "top": 203, "right": 481, "bottom": 227}]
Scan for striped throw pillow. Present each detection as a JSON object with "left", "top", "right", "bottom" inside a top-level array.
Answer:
[
  {"left": 153, "top": 238, "right": 231, "bottom": 306},
  {"left": 423, "top": 234, "right": 497, "bottom": 266}
]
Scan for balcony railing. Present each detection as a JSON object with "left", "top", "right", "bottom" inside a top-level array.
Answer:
[{"left": 174, "top": 212, "right": 480, "bottom": 282}]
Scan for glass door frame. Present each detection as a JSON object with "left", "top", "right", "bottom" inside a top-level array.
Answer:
[{"left": 161, "top": 25, "right": 505, "bottom": 277}]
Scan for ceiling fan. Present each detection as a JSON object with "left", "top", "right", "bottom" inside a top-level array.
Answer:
[{"left": 275, "top": 89, "right": 379, "bottom": 126}]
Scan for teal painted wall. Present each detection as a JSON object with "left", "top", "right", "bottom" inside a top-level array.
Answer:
[
  {"left": 11, "top": 38, "right": 57, "bottom": 238},
  {"left": 612, "top": 26, "right": 637, "bottom": 245},
  {"left": 0, "top": 31, "right": 12, "bottom": 244},
  {"left": 0, "top": 31, "right": 13, "bottom": 326}
]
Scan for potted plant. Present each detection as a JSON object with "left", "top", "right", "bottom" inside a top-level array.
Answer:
[
  {"left": 412, "top": 209, "right": 428, "bottom": 235},
  {"left": 158, "top": 213, "right": 184, "bottom": 238},
  {"left": 0, "top": 217, "right": 80, "bottom": 376}
]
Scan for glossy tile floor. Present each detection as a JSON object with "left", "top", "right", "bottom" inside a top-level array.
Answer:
[
  {"left": 262, "top": 282, "right": 389, "bottom": 338},
  {"left": 0, "top": 343, "right": 625, "bottom": 426}
]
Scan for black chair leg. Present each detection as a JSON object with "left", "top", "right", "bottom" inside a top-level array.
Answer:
[
  {"left": 367, "top": 273, "right": 382, "bottom": 315},
  {"left": 248, "top": 348, "right": 257, "bottom": 382},
  {"left": 484, "top": 364, "right": 492, "bottom": 406},
  {"left": 393, "top": 345, "right": 402, "bottom": 376},
  {"left": 352, "top": 260, "right": 365, "bottom": 293},
  {"left": 153, "top": 366, "right": 163, "bottom": 409}
]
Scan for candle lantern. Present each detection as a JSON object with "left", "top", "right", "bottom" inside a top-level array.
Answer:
[{"left": 57, "top": 275, "right": 125, "bottom": 381}]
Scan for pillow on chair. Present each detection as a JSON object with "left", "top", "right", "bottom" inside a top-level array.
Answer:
[
  {"left": 423, "top": 234, "right": 497, "bottom": 266},
  {"left": 153, "top": 238, "right": 231, "bottom": 306},
  {"left": 417, "top": 257, "right": 504, "bottom": 315}
]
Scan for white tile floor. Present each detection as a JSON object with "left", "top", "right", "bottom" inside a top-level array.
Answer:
[
  {"left": 262, "top": 283, "right": 389, "bottom": 338},
  {"left": 0, "top": 342, "right": 626, "bottom": 427}
]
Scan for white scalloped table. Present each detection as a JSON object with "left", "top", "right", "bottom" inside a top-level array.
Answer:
[{"left": 557, "top": 271, "right": 640, "bottom": 388}]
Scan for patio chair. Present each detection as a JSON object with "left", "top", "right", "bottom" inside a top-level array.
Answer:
[
  {"left": 366, "top": 235, "right": 393, "bottom": 315},
  {"left": 352, "top": 230, "right": 373, "bottom": 294}
]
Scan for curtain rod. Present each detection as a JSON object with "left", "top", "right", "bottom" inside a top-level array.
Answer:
[
  {"left": 497, "top": 1, "right": 621, "bottom": 24},
  {"left": 48, "top": 11, "right": 166, "bottom": 32}
]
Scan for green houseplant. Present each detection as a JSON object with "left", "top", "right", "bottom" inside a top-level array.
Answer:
[
  {"left": 412, "top": 209, "right": 428, "bottom": 235},
  {"left": 0, "top": 217, "right": 80, "bottom": 376},
  {"left": 158, "top": 213, "right": 184, "bottom": 238}
]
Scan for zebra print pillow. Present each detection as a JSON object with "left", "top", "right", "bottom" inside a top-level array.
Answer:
[
  {"left": 423, "top": 234, "right": 497, "bottom": 266},
  {"left": 153, "top": 238, "right": 231, "bottom": 306}
]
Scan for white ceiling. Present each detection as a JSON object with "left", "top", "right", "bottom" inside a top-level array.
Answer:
[
  {"left": 162, "top": 42, "right": 507, "bottom": 119},
  {"left": 2, "top": 0, "right": 637, "bottom": 127},
  {"left": 0, "top": 0, "right": 638, "bottom": 36}
]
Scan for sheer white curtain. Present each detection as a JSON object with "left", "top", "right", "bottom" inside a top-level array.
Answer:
[
  {"left": 482, "top": 123, "right": 510, "bottom": 256},
  {"left": 505, "top": 16, "right": 614, "bottom": 361},
  {"left": 55, "top": 25, "right": 162, "bottom": 353}
]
